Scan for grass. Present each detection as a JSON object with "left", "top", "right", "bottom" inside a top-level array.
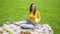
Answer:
[{"left": 0, "top": 0, "right": 60, "bottom": 34}]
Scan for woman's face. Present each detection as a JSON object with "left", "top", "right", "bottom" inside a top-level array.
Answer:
[{"left": 31, "top": 4, "right": 36, "bottom": 12}]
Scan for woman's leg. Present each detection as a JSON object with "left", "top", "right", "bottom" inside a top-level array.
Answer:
[
  {"left": 14, "top": 21, "right": 27, "bottom": 25},
  {"left": 20, "top": 23, "right": 36, "bottom": 29},
  {"left": 19, "top": 21, "right": 27, "bottom": 25},
  {"left": 14, "top": 21, "right": 36, "bottom": 29}
]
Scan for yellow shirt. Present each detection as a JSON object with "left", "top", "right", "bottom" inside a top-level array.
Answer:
[{"left": 29, "top": 11, "right": 41, "bottom": 24}]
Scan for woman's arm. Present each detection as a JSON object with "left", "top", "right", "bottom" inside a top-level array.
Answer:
[
  {"left": 37, "top": 11, "right": 41, "bottom": 21},
  {"left": 29, "top": 13, "right": 36, "bottom": 19}
]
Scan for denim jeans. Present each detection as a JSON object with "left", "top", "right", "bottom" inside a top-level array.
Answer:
[{"left": 19, "top": 21, "right": 36, "bottom": 29}]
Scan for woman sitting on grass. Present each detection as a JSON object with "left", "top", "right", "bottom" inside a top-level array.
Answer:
[{"left": 15, "top": 3, "right": 41, "bottom": 29}]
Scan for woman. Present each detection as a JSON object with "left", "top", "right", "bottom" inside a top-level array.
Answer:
[
  {"left": 28, "top": 3, "right": 41, "bottom": 25},
  {"left": 16, "top": 3, "right": 41, "bottom": 29}
]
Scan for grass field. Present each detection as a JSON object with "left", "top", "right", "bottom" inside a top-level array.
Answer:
[{"left": 0, "top": 0, "right": 60, "bottom": 34}]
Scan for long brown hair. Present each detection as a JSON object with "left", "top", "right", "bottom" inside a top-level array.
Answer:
[{"left": 30, "top": 3, "right": 36, "bottom": 15}]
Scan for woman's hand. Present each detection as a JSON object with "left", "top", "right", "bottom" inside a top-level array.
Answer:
[{"left": 35, "top": 18, "right": 39, "bottom": 24}]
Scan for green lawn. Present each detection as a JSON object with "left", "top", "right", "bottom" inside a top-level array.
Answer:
[{"left": 0, "top": 0, "right": 60, "bottom": 34}]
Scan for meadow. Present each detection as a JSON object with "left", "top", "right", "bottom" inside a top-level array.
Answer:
[{"left": 0, "top": 0, "right": 60, "bottom": 34}]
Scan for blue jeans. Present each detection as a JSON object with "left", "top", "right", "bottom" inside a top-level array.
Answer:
[{"left": 19, "top": 21, "right": 36, "bottom": 29}]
